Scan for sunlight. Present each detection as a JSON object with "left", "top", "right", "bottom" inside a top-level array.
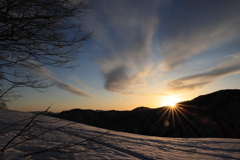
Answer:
[
  {"left": 155, "top": 97, "right": 200, "bottom": 137},
  {"left": 162, "top": 95, "right": 181, "bottom": 107},
  {"left": 155, "top": 95, "right": 203, "bottom": 137}
]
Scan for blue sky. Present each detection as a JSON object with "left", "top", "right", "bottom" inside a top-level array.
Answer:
[{"left": 10, "top": 0, "right": 240, "bottom": 112}]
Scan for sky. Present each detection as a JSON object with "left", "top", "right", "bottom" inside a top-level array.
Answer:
[{"left": 10, "top": 0, "right": 240, "bottom": 112}]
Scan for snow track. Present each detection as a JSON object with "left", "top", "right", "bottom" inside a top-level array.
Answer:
[
  {"left": 59, "top": 129, "right": 155, "bottom": 160},
  {"left": 57, "top": 125, "right": 240, "bottom": 160}
]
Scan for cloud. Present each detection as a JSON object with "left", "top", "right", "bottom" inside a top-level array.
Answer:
[
  {"left": 89, "top": 0, "right": 161, "bottom": 94},
  {"left": 158, "top": 0, "right": 240, "bottom": 71},
  {"left": 51, "top": 78, "right": 93, "bottom": 97},
  {"left": 116, "top": 98, "right": 121, "bottom": 102},
  {"left": 104, "top": 65, "right": 150, "bottom": 94},
  {"left": 86, "top": 0, "right": 240, "bottom": 95},
  {"left": 69, "top": 76, "right": 90, "bottom": 90},
  {"left": 167, "top": 57, "right": 240, "bottom": 92},
  {"left": 26, "top": 65, "right": 93, "bottom": 97}
]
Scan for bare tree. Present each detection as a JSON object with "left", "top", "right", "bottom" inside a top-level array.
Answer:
[{"left": 0, "top": 0, "right": 94, "bottom": 102}]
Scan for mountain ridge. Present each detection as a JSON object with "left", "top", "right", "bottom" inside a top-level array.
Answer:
[{"left": 53, "top": 89, "right": 240, "bottom": 138}]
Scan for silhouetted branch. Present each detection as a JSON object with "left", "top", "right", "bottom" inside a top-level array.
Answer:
[{"left": 0, "top": 0, "right": 94, "bottom": 102}]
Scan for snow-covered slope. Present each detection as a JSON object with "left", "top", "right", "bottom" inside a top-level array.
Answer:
[{"left": 0, "top": 109, "right": 240, "bottom": 160}]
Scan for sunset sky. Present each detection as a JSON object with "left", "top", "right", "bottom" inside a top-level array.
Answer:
[{"left": 10, "top": 0, "right": 240, "bottom": 112}]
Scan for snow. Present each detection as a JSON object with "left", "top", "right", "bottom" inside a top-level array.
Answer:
[{"left": 0, "top": 109, "right": 240, "bottom": 160}]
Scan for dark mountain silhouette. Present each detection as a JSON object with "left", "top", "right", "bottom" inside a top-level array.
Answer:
[{"left": 53, "top": 89, "right": 240, "bottom": 138}]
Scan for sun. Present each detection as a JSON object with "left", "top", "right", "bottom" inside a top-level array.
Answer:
[{"left": 162, "top": 95, "right": 181, "bottom": 107}]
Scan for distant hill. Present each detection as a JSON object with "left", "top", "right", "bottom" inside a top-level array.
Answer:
[{"left": 53, "top": 89, "right": 240, "bottom": 138}]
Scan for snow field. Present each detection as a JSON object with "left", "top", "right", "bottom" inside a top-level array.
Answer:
[{"left": 0, "top": 109, "right": 240, "bottom": 160}]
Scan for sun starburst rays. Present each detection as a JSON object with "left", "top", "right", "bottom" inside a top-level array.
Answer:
[{"left": 154, "top": 103, "right": 201, "bottom": 137}]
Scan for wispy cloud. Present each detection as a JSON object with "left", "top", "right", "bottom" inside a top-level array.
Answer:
[
  {"left": 167, "top": 56, "right": 240, "bottom": 92},
  {"left": 52, "top": 78, "right": 93, "bottom": 97},
  {"left": 27, "top": 66, "right": 93, "bottom": 97},
  {"left": 86, "top": 0, "right": 240, "bottom": 95},
  {"left": 158, "top": 0, "right": 240, "bottom": 71},
  {"left": 116, "top": 98, "right": 121, "bottom": 102},
  {"left": 89, "top": 0, "right": 160, "bottom": 94},
  {"left": 69, "top": 76, "right": 90, "bottom": 90}
]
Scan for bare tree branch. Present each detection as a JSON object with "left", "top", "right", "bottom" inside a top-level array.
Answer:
[{"left": 0, "top": 0, "right": 94, "bottom": 102}]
